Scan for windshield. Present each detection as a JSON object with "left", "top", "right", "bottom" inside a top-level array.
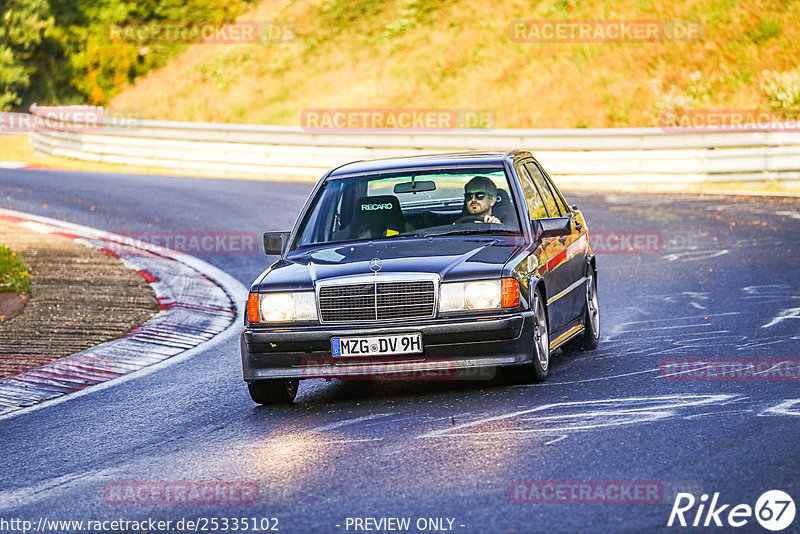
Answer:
[{"left": 295, "top": 166, "right": 522, "bottom": 247}]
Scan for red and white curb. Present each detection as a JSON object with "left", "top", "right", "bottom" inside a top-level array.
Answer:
[
  {"left": 0, "top": 209, "right": 247, "bottom": 419},
  {"left": 0, "top": 161, "right": 61, "bottom": 171},
  {"left": 0, "top": 162, "right": 29, "bottom": 169}
]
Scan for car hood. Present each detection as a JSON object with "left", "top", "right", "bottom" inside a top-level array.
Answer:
[{"left": 254, "top": 237, "right": 524, "bottom": 291}]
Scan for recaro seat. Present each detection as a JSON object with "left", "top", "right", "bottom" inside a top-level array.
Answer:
[{"left": 350, "top": 195, "right": 406, "bottom": 239}]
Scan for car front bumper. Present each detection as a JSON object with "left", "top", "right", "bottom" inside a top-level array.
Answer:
[{"left": 241, "top": 312, "right": 535, "bottom": 381}]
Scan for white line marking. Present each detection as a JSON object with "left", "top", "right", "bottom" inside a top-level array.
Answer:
[
  {"left": 417, "top": 394, "right": 735, "bottom": 438},
  {"left": 683, "top": 409, "right": 754, "bottom": 420},
  {"left": 308, "top": 413, "right": 391, "bottom": 433},
  {"left": 762, "top": 307, "right": 800, "bottom": 328},
  {"left": 736, "top": 337, "right": 799, "bottom": 350},
  {"left": 520, "top": 368, "right": 660, "bottom": 386},
  {"left": 0, "top": 467, "right": 123, "bottom": 512},
  {"left": 690, "top": 302, "right": 706, "bottom": 310},
  {"left": 438, "top": 411, "right": 674, "bottom": 435},
  {"left": 616, "top": 323, "right": 714, "bottom": 333},
  {"left": 759, "top": 399, "right": 800, "bottom": 417},
  {"left": 308, "top": 438, "right": 384, "bottom": 444},
  {"left": 544, "top": 435, "right": 567, "bottom": 445},
  {"left": 663, "top": 250, "right": 728, "bottom": 262},
  {"left": 617, "top": 312, "right": 739, "bottom": 326},
  {"left": 743, "top": 285, "right": 792, "bottom": 295}
]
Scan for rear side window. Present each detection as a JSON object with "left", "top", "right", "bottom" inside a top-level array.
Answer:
[
  {"left": 545, "top": 173, "right": 569, "bottom": 215},
  {"left": 516, "top": 164, "right": 548, "bottom": 219},
  {"left": 523, "top": 163, "right": 560, "bottom": 217}
]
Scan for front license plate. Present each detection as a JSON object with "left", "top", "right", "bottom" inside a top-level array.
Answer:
[{"left": 331, "top": 333, "right": 423, "bottom": 357}]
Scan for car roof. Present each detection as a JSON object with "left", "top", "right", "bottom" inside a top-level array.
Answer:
[{"left": 327, "top": 151, "right": 531, "bottom": 177}]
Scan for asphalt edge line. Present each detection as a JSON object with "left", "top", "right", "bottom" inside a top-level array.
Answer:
[{"left": 0, "top": 208, "right": 248, "bottom": 421}]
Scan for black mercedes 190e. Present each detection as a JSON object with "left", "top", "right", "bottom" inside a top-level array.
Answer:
[{"left": 241, "top": 151, "right": 599, "bottom": 404}]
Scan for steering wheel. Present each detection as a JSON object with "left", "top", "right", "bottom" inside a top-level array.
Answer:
[{"left": 454, "top": 215, "right": 493, "bottom": 224}]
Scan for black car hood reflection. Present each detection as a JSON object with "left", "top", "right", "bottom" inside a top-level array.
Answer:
[{"left": 254, "top": 236, "right": 524, "bottom": 291}]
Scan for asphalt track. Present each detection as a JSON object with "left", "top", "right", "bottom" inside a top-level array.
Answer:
[{"left": 0, "top": 168, "right": 798, "bottom": 533}]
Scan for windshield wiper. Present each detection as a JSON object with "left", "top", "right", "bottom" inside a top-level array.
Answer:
[{"left": 419, "top": 229, "right": 520, "bottom": 237}]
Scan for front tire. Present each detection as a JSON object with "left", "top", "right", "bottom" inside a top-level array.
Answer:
[
  {"left": 247, "top": 378, "right": 299, "bottom": 405},
  {"left": 563, "top": 269, "right": 599, "bottom": 352},
  {"left": 512, "top": 288, "right": 550, "bottom": 383}
]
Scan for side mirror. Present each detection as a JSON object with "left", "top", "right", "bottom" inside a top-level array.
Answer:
[
  {"left": 532, "top": 217, "right": 571, "bottom": 240},
  {"left": 263, "top": 231, "right": 290, "bottom": 255}
]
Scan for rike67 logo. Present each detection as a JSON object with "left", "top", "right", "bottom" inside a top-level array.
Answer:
[{"left": 668, "top": 490, "right": 795, "bottom": 531}]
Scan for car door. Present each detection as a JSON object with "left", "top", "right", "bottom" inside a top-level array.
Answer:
[
  {"left": 527, "top": 161, "right": 588, "bottom": 324},
  {"left": 515, "top": 162, "right": 572, "bottom": 333}
]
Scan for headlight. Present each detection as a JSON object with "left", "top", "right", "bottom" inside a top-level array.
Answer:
[
  {"left": 247, "top": 291, "right": 317, "bottom": 323},
  {"left": 465, "top": 281, "right": 501, "bottom": 310},
  {"left": 261, "top": 293, "right": 295, "bottom": 322},
  {"left": 439, "top": 278, "right": 519, "bottom": 313}
]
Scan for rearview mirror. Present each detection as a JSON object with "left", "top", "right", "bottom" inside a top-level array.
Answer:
[
  {"left": 393, "top": 180, "right": 436, "bottom": 194},
  {"left": 263, "top": 231, "right": 290, "bottom": 255},
  {"left": 532, "top": 217, "right": 571, "bottom": 240}
]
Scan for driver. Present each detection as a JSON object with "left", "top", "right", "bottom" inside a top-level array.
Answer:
[{"left": 462, "top": 176, "right": 501, "bottom": 224}]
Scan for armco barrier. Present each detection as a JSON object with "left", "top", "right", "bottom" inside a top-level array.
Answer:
[{"left": 26, "top": 105, "right": 800, "bottom": 184}]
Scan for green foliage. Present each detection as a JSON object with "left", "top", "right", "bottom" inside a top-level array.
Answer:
[
  {"left": 748, "top": 18, "right": 781, "bottom": 44},
  {"left": 317, "top": 0, "right": 387, "bottom": 28},
  {"left": 0, "top": 0, "right": 254, "bottom": 109},
  {"left": 0, "top": 244, "right": 30, "bottom": 293},
  {"left": 383, "top": 0, "right": 443, "bottom": 39},
  {"left": 762, "top": 68, "right": 800, "bottom": 113},
  {"left": 0, "top": 0, "right": 62, "bottom": 109}
]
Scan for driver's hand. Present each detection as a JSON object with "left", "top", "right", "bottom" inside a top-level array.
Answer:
[{"left": 484, "top": 215, "right": 501, "bottom": 224}]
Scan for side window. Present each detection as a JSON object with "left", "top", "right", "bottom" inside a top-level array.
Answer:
[
  {"left": 516, "top": 165, "right": 549, "bottom": 219},
  {"left": 546, "top": 174, "right": 569, "bottom": 216},
  {"left": 524, "top": 163, "right": 560, "bottom": 217}
]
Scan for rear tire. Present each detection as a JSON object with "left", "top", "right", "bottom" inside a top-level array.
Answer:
[
  {"left": 563, "top": 270, "right": 599, "bottom": 353},
  {"left": 247, "top": 378, "right": 299, "bottom": 405}
]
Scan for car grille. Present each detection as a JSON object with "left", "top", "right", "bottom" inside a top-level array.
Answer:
[{"left": 319, "top": 280, "right": 436, "bottom": 322}]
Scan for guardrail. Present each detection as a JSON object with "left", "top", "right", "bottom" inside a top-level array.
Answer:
[{"left": 27, "top": 105, "right": 800, "bottom": 184}]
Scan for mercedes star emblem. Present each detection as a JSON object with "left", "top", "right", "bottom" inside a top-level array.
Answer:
[{"left": 369, "top": 258, "right": 383, "bottom": 273}]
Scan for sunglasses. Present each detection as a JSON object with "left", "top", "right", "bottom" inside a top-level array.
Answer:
[{"left": 464, "top": 191, "right": 490, "bottom": 200}]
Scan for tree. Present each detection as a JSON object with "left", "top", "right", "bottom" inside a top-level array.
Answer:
[{"left": 0, "top": 0, "right": 58, "bottom": 109}]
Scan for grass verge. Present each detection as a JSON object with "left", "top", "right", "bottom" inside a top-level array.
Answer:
[{"left": 0, "top": 245, "right": 31, "bottom": 293}]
